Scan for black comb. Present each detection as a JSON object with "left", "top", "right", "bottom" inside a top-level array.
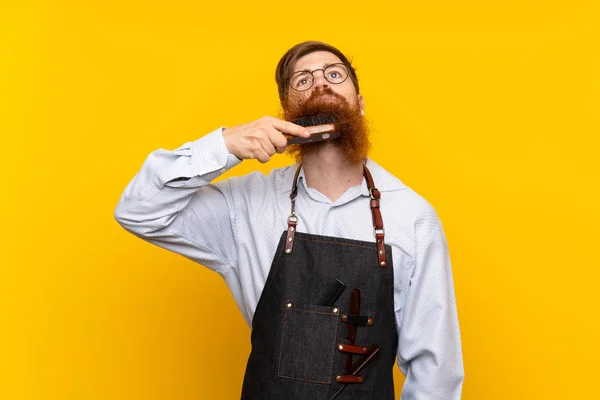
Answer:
[
  {"left": 318, "top": 279, "right": 346, "bottom": 306},
  {"left": 286, "top": 114, "right": 341, "bottom": 144}
]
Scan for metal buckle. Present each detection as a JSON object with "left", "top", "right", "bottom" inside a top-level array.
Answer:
[
  {"left": 288, "top": 213, "right": 298, "bottom": 223},
  {"left": 373, "top": 227, "right": 384, "bottom": 237},
  {"left": 369, "top": 188, "right": 379, "bottom": 200}
]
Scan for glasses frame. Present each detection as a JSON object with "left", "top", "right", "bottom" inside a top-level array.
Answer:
[{"left": 288, "top": 63, "right": 350, "bottom": 92}]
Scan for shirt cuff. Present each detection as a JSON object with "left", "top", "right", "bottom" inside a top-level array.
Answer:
[{"left": 190, "top": 126, "right": 242, "bottom": 176}]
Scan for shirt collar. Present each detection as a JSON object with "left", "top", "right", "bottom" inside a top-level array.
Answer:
[{"left": 281, "top": 158, "right": 407, "bottom": 195}]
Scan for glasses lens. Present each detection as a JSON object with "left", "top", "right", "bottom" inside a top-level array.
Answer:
[
  {"left": 324, "top": 64, "right": 348, "bottom": 84},
  {"left": 290, "top": 71, "right": 313, "bottom": 91}
]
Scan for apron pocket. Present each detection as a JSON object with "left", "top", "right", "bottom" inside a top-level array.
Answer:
[{"left": 277, "top": 302, "right": 340, "bottom": 384}]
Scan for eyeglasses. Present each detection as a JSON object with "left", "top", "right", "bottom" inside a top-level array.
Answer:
[{"left": 288, "top": 63, "right": 350, "bottom": 92}]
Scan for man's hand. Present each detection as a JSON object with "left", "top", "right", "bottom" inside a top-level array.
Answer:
[{"left": 223, "top": 117, "right": 310, "bottom": 163}]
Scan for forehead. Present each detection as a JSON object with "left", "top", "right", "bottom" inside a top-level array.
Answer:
[{"left": 293, "top": 51, "right": 344, "bottom": 72}]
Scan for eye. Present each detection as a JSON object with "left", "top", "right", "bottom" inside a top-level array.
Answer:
[
  {"left": 326, "top": 65, "right": 347, "bottom": 81},
  {"left": 291, "top": 72, "right": 313, "bottom": 89}
]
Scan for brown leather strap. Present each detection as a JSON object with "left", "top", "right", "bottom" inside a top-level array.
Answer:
[
  {"left": 331, "top": 344, "right": 381, "bottom": 398},
  {"left": 345, "top": 288, "right": 360, "bottom": 374},
  {"left": 285, "top": 163, "right": 386, "bottom": 268},
  {"left": 285, "top": 164, "right": 303, "bottom": 255},
  {"left": 363, "top": 165, "right": 387, "bottom": 268},
  {"left": 335, "top": 375, "right": 364, "bottom": 384},
  {"left": 337, "top": 343, "right": 369, "bottom": 354},
  {"left": 290, "top": 163, "right": 302, "bottom": 199},
  {"left": 284, "top": 218, "right": 297, "bottom": 254}
]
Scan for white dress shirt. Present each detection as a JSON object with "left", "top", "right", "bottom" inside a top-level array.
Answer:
[{"left": 114, "top": 127, "right": 464, "bottom": 399}]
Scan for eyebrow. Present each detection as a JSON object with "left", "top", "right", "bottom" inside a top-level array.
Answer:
[{"left": 294, "top": 63, "right": 337, "bottom": 73}]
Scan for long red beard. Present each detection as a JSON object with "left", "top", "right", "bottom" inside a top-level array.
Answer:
[{"left": 281, "top": 87, "right": 371, "bottom": 164}]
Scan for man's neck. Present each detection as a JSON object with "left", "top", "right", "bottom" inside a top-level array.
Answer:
[{"left": 301, "top": 143, "right": 364, "bottom": 202}]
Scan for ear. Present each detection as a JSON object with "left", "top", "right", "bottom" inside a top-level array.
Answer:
[{"left": 358, "top": 94, "right": 365, "bottom": 114}]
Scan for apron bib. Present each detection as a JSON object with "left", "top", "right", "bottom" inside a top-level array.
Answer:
[{"left": 241, "top": 164, "right": 397, "bottom": 400}]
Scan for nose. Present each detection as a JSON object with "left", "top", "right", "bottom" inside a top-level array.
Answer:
[{"left": 312, "top": 69, "right": 329, "bottom": 90}]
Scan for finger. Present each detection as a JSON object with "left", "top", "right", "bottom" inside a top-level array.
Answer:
[
  {"left": 266, "top": 126, "right": 288, "bottom": 150},
  {"left": 268, "top": 117, "right": 310, "bottom": 137},
  {"left": 253, "top": 148, "right": 271, "bottom": 163},
  {"left": 258, "top": 132, "right": 277, "bottom": 157}
]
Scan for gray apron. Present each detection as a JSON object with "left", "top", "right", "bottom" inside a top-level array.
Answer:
[{"left": 241, "top": 164, "right": 397, "bottom": 399}]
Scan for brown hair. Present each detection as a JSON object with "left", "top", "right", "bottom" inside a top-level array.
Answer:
[{"left": 275, "top": 41, "right": 359, "bottom": 104}]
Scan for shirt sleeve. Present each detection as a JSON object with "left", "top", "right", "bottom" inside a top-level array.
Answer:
[
  {"left": 113, "top": 127, "right": 242, "bottom": 275},
  {"left": 397, "top": 218, "right": 465, "bottom": 399}
]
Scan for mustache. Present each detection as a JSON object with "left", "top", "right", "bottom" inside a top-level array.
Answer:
[{"left": 307, "top": 87, "right": 346, "bottom": 102}]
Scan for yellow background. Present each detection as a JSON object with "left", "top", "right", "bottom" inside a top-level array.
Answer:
[{"left": 1, "top": 1, "right": 599, "bottom": 399}]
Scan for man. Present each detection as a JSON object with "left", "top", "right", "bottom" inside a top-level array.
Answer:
[{"left": 114, "top": 41, "right": 464, "bottom": 399}]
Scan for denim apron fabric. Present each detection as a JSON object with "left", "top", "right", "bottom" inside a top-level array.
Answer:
[{"left": 241, "top": 164, "right": 397, "bottom": 400}]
